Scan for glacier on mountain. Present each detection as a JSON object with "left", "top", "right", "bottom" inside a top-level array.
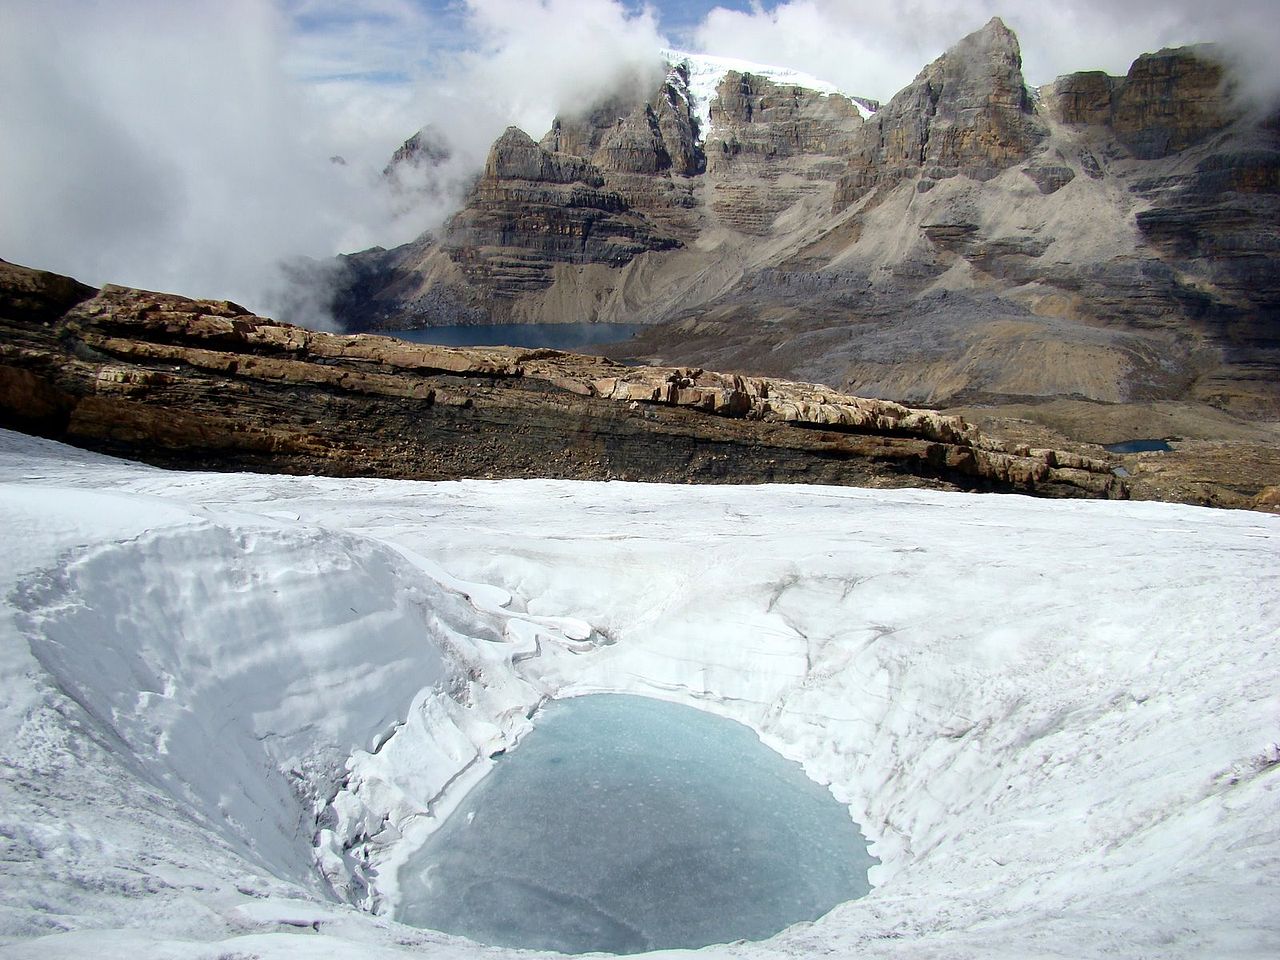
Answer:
[{"left": 662, "top": 49, "right": 875, "bottom": 141}]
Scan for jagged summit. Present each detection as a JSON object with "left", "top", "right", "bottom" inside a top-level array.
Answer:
[
  {"left": 484, "top": 126, "right": 603, "bottom": 185},
  {"left": 835, "top": 16, "right": 1045, "bottom": 206}
]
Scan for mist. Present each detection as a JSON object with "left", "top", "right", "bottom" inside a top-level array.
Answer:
[{"left": 0, "top": 0, "right": 664, "bottom": 322}]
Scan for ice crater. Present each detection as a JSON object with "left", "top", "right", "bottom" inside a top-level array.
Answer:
[{"left": 395, "top": 693, "right": 877, "bottom": 954}]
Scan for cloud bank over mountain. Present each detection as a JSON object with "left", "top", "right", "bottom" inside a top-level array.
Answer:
[{"left": 1, "top": 0, "right": 1276, "bottom": 316}]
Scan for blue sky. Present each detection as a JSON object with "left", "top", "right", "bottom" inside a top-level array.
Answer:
[
  {"left": 281, "top": 1, "right": 762, "bottom": 85},
  {"left": 637, "top": 0, "right": 757, "bottom": 35}
]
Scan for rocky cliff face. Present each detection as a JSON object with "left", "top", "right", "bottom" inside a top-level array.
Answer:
[
  {"left": 541, "top": 66, "right": 703, "bottom": 178},
  {"left": 440, "top": 126, "right": 681, "bottom": 311},
  {"left": 705, "top": 71, "right": 866, "bottom": 234},
  {"left": 835, "top": 17, "right": 1047, "bottom": 206},
  {"left": 1046, "top": 46, "right": 1235, "bottom": 159},
  {"left": 328, "top": 20, "right": 1279, "bottom": 424}
]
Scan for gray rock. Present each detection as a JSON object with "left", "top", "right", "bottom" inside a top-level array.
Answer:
[{"left": 835, "top": 17, "right": 1047, "bottom": 207}]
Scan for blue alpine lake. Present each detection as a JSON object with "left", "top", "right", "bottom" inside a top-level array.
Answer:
[
  {"left": 1104, "top": 439, "right": 1173, "bottom": 454},
  {"left": 395, "top": 694, "right": 876, "bottom": 954},
  {"left": 390, "top": 323, "right": 644, "bottom": 352}
]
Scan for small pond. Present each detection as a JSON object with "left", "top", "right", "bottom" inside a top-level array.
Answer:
[
  {"left": 395, "top": 694, "right": 876, "bottom": 954},
  {"left": 1104, "top": 439, "right": 1173, "bottom": 454},
  {"left": 390, "top": 323, "right": 644, "bottom": 352}
]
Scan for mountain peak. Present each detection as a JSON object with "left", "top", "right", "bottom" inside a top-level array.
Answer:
[
  {"left": 955, "top": 15, "right": 1024, "bottom": 69},
  {"left": 835, "top": 18, "right": 1044, "bottom": 206}
]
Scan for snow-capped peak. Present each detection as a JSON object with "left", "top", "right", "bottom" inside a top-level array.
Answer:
[{"left": 661, "top": 49, "right": 875, "bottom": 142}]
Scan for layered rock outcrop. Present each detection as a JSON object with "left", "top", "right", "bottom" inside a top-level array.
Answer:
[
  {"left": 543, "top": 65, "right": 706, "bottom": 238},
  {"left": 541, "top": 65, "right": 703, "bottom": 178},
  {"left": 0, "top": 261, "right": 1124, "bottom": 499},
  {"left": 327, "top": 21, "right": 1279, "bottom": 427},
  {"left": 834, "top": 18, "right": 1047, "bottom": 206},
  {"left": 1046, "top": 46, "right": 1235, "bottom": 159},
  {"left": 705, "top": 71, "right": 866, "bottom": 233},
  {"left": 441, "top": 127, "right": 680, "bottom": 309}
]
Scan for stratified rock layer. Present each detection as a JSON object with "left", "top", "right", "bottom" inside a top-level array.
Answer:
[
  {"left": 315, "top": 22, "right": 1279, "bottom": 428},
  {"left": 442, "top": 127, "right": 681, "bottom": 309},
  {"left": 0, "top": 262, "right": 1123, "bottom": 499},
  {"left": 705, "top": 71, "right": 865, "bottom": 233},
  {"left": 1047, "top": 46, "right": 1235, "bottom": 158},
  {"left": 834, "top": 17, "right": 1047, "bottom": 206}
]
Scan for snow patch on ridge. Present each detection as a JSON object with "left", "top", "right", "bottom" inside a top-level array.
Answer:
[{"left": 662, "top": 48, "right": 875, "bottom": 142}]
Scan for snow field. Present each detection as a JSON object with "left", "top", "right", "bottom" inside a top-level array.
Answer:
[{"left": 0, "top": 429, "right": 1276, "bottom": 959}]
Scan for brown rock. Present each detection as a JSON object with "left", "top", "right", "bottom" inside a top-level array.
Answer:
[
  {"left": 0, "top": 261, "right": 1126, "bottom": 500},
  {"left": 442, "top": 127, "right": 680, "bottom": 309},
  {"left": 1044, "top": 71, "right": 1117, "bottom": 126},
  {"left": 1047, "top": 46, "right": 1235, "bottom": 159},
  {"left": 835, "top": 18, "right": 1047, "bottom": 208},
  {"left": 1112, "top": 47, "right": 1234, "bottom": 159},
  {"left": 705, "top": 71, "right": 866, "bottom": 234}
]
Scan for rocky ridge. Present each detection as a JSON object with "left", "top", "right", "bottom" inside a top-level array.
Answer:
[
  {"left": 329, "top": 18, "right": 1279, "bottom": 428},
  {"left": 1045, "top": 46, "right": 1235, "bottom": 159},
  {"left": 706, "top": 70, "right": 867, "bottom": 233},
  {"left": 0, "top": 260, "right": 1125, "bottom": 499}
]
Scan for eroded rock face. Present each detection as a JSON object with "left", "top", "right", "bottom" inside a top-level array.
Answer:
[
  {"left": 1046, "top": 71, "right": 1117, "bottom": 127},
  {"left": 1046, "top": 45, "right": 1235, "bottom": 159},
  {"left": 0, "top": 262, "right": 1125, "bottom": 499},
  {"left": 440, "top": 127, "right": 680, "bottom": 309},
  {"left": 705, "top": 71, "right": 866, "bottom": 234},
  {"left": 325, "top": 25, "right": 1278, "bottom": 426},
  {"left": 709, "top": 71, "right": 866, "bottom": 157},
  {"left": 588, "top": 67, "right": 703, "bottom": 178},
  {"left": 834, "top": 17, "right": 1047, "bottom": 206}
]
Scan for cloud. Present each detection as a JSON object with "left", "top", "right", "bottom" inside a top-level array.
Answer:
[
  {"left": 422, "top": 0, "right": 667, "bottom": 156},
  {"left": 283, "top": 0, "right": 438, "bottom": 83},
  {"left": 4, "top": 0, "right": 1275, "bottom": 330},
  {"left": 0, "top": 0, "right": 669, "bottom": 324},
  {"left": 690, "top": 0, "right": 1280, "bottom": 105},
  {"left": 0, "top": 0, "right": 451, "bottom": 322}
]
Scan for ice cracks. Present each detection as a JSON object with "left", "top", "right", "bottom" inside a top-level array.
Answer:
[{"left": 314, "top": 540, "right": 605, "bottom": 914}]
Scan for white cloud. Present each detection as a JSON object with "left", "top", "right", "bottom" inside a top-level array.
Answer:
[
  {"left": 0, "top": 0, "right": 449, "bottom": 319},
  {"left": 393, "top": 0, "right": 668, "bottom": 170},
  {"left": 0, "top": 0, "right": 670, "bottom": 322},
  {"left": 282, "top": 0, "right": 438, "bottom": 83}
]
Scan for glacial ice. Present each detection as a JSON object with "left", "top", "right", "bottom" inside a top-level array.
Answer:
[
  {"left": 0, "top": 428, "right": 1276, "bottom": 959},
  {"left": 396, "top": 694, "right": 876, "bottom": 953}
]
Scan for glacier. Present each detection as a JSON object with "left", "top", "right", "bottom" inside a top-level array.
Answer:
[
  {"left": 0, "top": 427, "right": 1276, "bottom": 959},
  {"left": 661, "top": 49, "right": 875, "bottom": 142}
]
